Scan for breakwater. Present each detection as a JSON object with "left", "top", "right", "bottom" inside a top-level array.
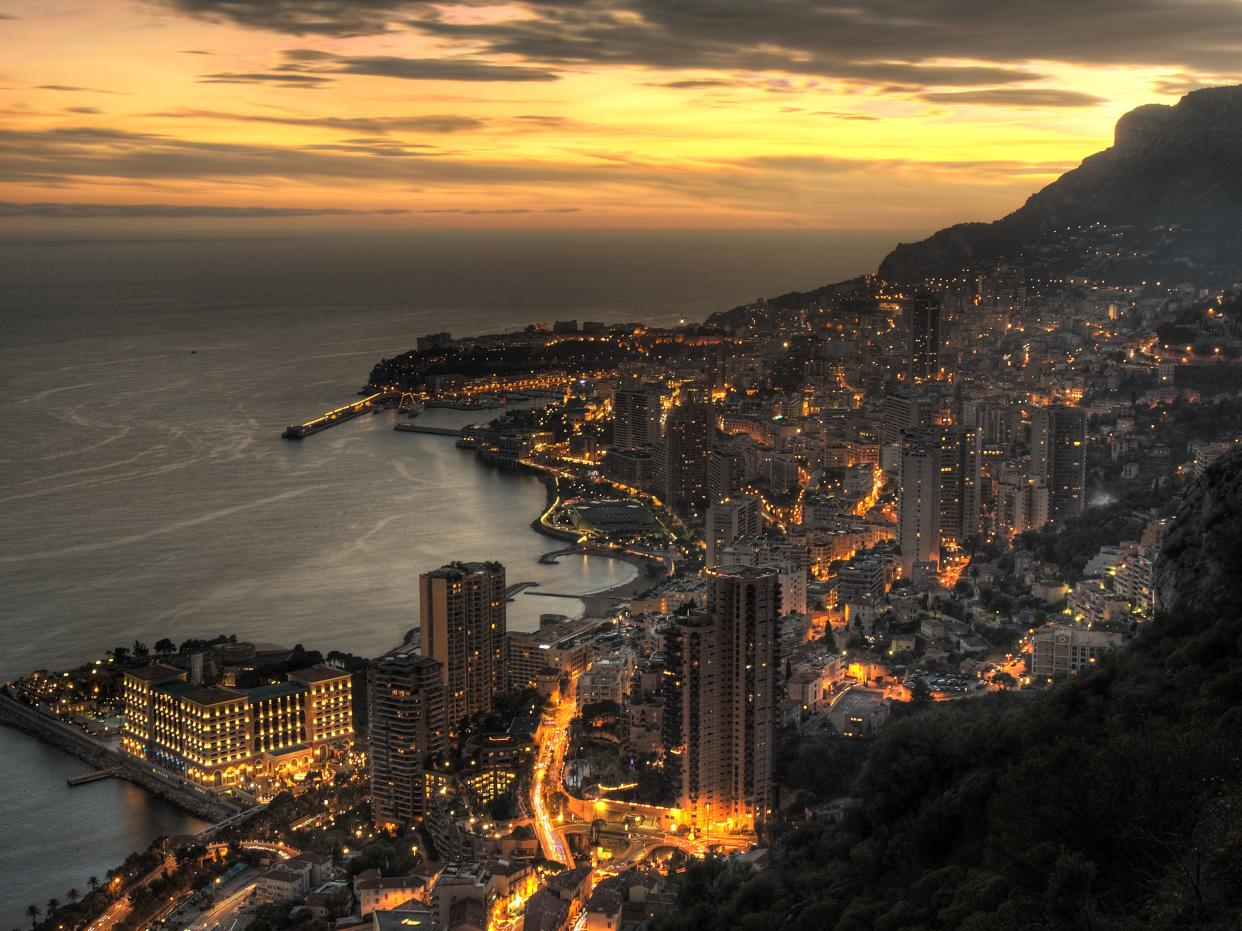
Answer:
[{"left": 0, "top": 692, "right": 238, "bottom": 822}]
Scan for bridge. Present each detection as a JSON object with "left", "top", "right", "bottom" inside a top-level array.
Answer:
[{"left": 551, "top": 822, "right": 707, "bottom": 868}]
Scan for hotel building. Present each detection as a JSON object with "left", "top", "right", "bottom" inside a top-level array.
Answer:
[{"left": 121, "top": 664, "right": 353, "bottom": 787}]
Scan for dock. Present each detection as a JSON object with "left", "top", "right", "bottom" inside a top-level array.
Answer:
[
  {"left": 67, "top": 768, "right": 121, "bottom": 786},
  {"left": 393, "top": 423, "right": 465, "bottom": 437},
  {"left": 282, "top": 392, "right": 391, "bottom": 439}
]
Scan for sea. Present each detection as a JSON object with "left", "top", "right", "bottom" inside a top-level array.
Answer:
[{"left": 0, "top": 227, "right": 905, "bottom": 923}]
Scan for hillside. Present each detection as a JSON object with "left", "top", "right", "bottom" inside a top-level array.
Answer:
[
  {"left": 658, "top": 449, "right": 1242, "bottom": 931},
  {"left": 878, "top": 86, "right": 1242, "bottom": 283}
]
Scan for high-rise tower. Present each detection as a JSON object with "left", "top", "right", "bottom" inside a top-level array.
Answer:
[
  {"left": 1030, "top": 406, "right": 1086, "bottom": 523},
  {"left": 419, "top": 561, "right": 507, "bottom": 728},
  {"left": 368, "top": 649, "right": 446, "bottom": 827},
  {"left": 663, "top": 566, "right": 779, "bottom": 832}
]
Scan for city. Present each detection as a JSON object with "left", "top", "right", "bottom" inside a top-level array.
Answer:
[
  {"left": 7, "top": 219, "right": 1242, "bottom": 927},
  {"left": 7, "top": 3, "right": 1242, "bottom": 929}
]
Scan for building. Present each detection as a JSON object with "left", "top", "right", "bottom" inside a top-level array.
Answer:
[
  {"left": 506, "top": 616, "right": 598, "bottom": 690},
  {"left": 121, "top": 664, "right": 352, "bottom": 787},
  {"left": 662, "top": 566, "right": 779, "bottom": 832},
  {"left": 908, "top": 292, "right": 940, "bottom": 382},
  {"left": 898, "top": 430, "right": 941, "bottom": 575},
  {"left": 657, "top": 402, "right": 715, "bottom": 514},
  {"left": 420, "top": 561, "right": 507, "bottom": 727},
  {"left": 1030, "top": 406, "right": 1087, "bottom": 523},
  {"left": 612, "top": 378, "right": 663, "bottom": 450},
  {"left": 937, "top": 425, "right": 981, "bottom": 548},
  {"left": 704, "top": 496, "right": 762, "bottom": 568},
  {"left": 369, "top": 649, "right": 446, "bottom": 827},
  {"left": 1029, "top": 625, "right": 1124, "bottom": 679}
]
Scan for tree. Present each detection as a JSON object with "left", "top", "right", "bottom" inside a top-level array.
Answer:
[
  {"left": 110, "top": 646, "right": 129, "bottom": 661},
  {"left": 65, "top": 889, "right": 78, "bottom": 906},
  {"left": 132, "top": 641, "right": 149, "bottom": 658},
  {"left": 87, "top": 877, "right": 99, "bottom": 894},
  {"left": 25, "top": 906, "right": 39, "bottom": 930},
  {"left": 154, "top": 638, "right": 175, "bottom": 654},
  {"left": 993, "top": 671, "right": 1016, "bottom": 691},
  {"left": 45, "top": 900, "right": 58, "bottom": 917}
]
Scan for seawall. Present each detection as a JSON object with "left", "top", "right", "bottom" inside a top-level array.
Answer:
[{"left": 0, "top": 691, "right": 238, "bottom": 822}]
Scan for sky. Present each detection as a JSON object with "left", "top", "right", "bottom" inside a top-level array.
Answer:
[{"left": 1, "top": 0, "right": 1240, "bottom": 230}]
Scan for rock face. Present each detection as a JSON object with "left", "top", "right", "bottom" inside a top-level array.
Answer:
[
  {"left": 879, "top": 85, "right": 1242, "bottom": 282},
  {"left": 1155, "top": 447, "right": 1242, "bottom": 619}
]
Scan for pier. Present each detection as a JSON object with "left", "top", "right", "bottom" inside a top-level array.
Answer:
[
  {"left": 505, "top": 581, "right": 539, "bottom": 601},
  {"left": 393, "top": 423, "right": 465, "bottom": 437},
  {"left": 282, "top": 392, "right": 391, "bottom": 439},
  {"left": 67, "top": 768, "right": 121, "bottom": 786}
]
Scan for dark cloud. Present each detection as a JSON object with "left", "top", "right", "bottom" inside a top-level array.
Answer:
[
  {"left": 162, "top": 0, "right": 415, "bottom": 36},
  {"left": 201, "top": 50, "right": 557, "bottom": 85},
  {"left": 37, "top": 84, "right": 123, "bottom": 94},
  {"left": 920, "top": 88, "right": 1107, "bottom": 108},
  {"left": 65, "top": 106, "right": 104, "bottom": 115},
  {"left": 419, "top": 207, "right": 582, "bottom": 214},
  {"left": 159, "top": 0, "right": 1242, "bottom": 88},
  {"left": 330, "top": 55, "right": 558, "bottom": 82},
  {"left": 198, "top": 71, "right": 333, "bottom": 88},
  {"left": 159, "top": 108, "right": 485, "bottom": 133},
  {"left": 656, "top": 79, "right": 741, "bottom": 89},
  {"left": 0, "top": 201, "right": 408, "bottom": 218}
]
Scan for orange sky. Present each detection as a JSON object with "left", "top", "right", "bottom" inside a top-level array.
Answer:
[{"left": 0, "top": 0, "right": 1237, "bottom": 229}]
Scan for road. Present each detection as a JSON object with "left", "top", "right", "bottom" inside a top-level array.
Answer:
[
  {"left": 531, "top": 675, "right": 578, "bottom": 867},
  {"left": 185, "top": 877, "right": 257, "bottom": 931},
  {"left": 85, "top": 855, "right": 176, "bottom": 931}
]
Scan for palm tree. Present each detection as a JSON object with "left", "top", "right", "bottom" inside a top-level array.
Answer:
[
  {"left": 65, "top": 890, "right": 79, "bottom": 906},
  {"left": 87, "top": 878, "right": 99, "bottom": 895},
  {"left": 44, "top": 901, "right": 58, "bottom": 918},
  {"left": 25, "top": 905, "right": 39, "bottom": 930}
]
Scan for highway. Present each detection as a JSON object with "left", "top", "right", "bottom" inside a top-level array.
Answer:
[
  {"left": 84, "top": 855, "right": 176, "bottom": 931},
  {"left": 531, "top": 676, "right": 578, "bottom": 867},
  {"left": 185, "top": 877, "right": 258, "bottom": 931}
]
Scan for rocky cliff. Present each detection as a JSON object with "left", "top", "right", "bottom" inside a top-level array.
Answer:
[
  {"left": 1156, "top": 446, "right": 1242, "bottom": 619},
  {"left": 879, "top": 85, "right": 1242, "bottom": 282}
]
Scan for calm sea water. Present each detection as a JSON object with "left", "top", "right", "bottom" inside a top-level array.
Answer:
[{"left": 0, "top": 228, "right": 902, "bottom": 924}]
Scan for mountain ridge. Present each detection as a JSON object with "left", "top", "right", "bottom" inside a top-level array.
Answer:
[{"left": 878, "top": 85, "right": 1242, "bottom": 283}]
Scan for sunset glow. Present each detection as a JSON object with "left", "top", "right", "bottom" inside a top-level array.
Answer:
[{"left": 1, "top": 0, "right": 1239, "bottom": 228}]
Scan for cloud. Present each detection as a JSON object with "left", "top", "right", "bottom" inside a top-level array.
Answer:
[
  {"left": 65, "top": 106, "right": 104, "bottom": 115},
  {"left": 197, "top": 71, "right": 333, "bottom": 88},
  {"left": 162, "top": 0, "right": 417, "bottom": 36},
  {"left": 0, "top": 201, "right": 409, "bottom": 218},
  {"left": 328, "top": 54, "right": 558, "bottom": 82},
  {"left": 920, "top": 88, "right": 1107, "bottom": 108},
  {"left": 37, "top": 84, "right": 123, "bottom": 94},
  {"left": 158, "top": 0, "right": 1242, "bottom": 89},
  {"left": 158, "top": 108, "right": 485, "bottom": 133},
  {"left": 655, "top": 79, "right": 741, "bottom": 89},
  {"left": 199, "top": 49, "right": 558, "bottom": 86},
  {"left": 419, "top": 207, "right": 582, "bottom": 213}
]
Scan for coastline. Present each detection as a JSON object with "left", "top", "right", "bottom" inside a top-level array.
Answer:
[
  {"left": 527, "top": 477, "right": 661, "bottom": 617},
  {"left": 0, "top": 690, "right": 237, "bottom": 823}
]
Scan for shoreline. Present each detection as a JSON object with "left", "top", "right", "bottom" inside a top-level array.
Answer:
[
  {"left": 527, "top": 477, "right": 661, "bottom": 617},
  {"left": 0, "top": 690, "right": 238, "bottom": 823}
]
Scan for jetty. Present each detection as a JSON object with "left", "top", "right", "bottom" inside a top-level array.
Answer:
[
  {"left": 394, "top": 423, "right": 463, "bottom": 437},
  {"left": 505, "top": 581, "right": 539, "bottom": 601},
  {"left": 282, "top": 391, "right": 392, "bottom": 439},
  {"left": 68, "top": 768, "right": 120, "bottom": 786}
]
